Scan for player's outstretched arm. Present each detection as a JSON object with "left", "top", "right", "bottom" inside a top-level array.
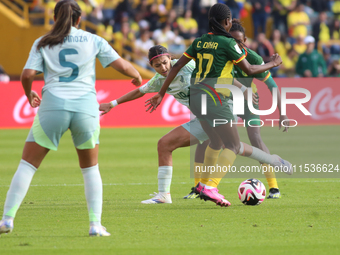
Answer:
[
  {"left": 21, "top": 69, "right": 41, "bottom": 108},
  {"left": 145, "top": 55, "right": 190, "bottom": 113},
  {"left": 109, "top": 58, "right": 142, "bottom": 86},
  {"left": 237, "top": 54, "right": 282, "bottom": 76},
  {"left": 99, "top": 88, "right": 145, "bottom": 116}
]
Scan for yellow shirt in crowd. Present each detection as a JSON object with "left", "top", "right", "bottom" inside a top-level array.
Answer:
[
  {"left": 103, "top": 0, "right": 121, "bottom": 9},
  {"left": 177, "top": 17, "right": 198, "bottom": 31},
  {"left": 332, "top": 2, "right": 340, "bottom": 13},
  {"left": 287, "top": 11, "right": 309, "bottom": 38},
  {"left": 77, "top": 0, "right": 92, "bottom": 15},
  {"left": 293, "top": 43, "right": 307, "bottom": 55},
  {"left": 277, "top": 0, "right": 295, "bottom": 15},
  {"left": 274, "top": 41, "right": 291, "bottom": 58},
  {"left": 319, "top": 23, "right": 330, "bottom": 43},
  {"left": 97, "top": 24, "right": 114, "bottom": 42}
]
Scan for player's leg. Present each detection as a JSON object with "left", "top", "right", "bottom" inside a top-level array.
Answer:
[
  {"left": 0, "top": 142, "right": 49, "bottom": 235},
  {"left": 182, "top": 140, "right": 210, "bottom": 198},
  {"left": 187, "top": 116, "right": 282, "bottom": 198},
  {"left": 71, "top": 112, "right": 109, "bottom": 236},
  {"left": 76, "top": 146, "right": 109, "bottom": 236},
  {"left": 181, "top": 118, "right": 211, "bottom": 199},
  {"left": 196, "top": 119, "right": 287, "bottom": 205},
  {"left": 188, "top": 90, "right": 236, "bottom": 206},
  {"left": 197, "top": 120, "right": 233, "bottom": 207},
  {"left": 142, "top": 125, "right": 200, "bottom": 204},
  {"left": 194, "top": 140, "right": 210, "bottom": 180},
  {"left": 0, "top": 109, "right": 70, "bottom": 235},
  {"left": 247, "top": 125, "right": 281, "bottom": 199},
  {"left": 243, "top": 97, "right": 283, "bottom": 198}
]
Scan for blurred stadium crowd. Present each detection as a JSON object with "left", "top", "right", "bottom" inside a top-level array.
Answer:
[{"left": 3, "top": 0, "right": 340, "bottom": 79}]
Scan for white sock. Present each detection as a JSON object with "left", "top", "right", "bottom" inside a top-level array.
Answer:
[
  {"left": 204, "top": 185, "right": 214, "bottom": 190},
  {"left": 3, "top": 159, "right": 37, "bottom": 220},
  {"left": 248, "top": 147, "right": 275, "bottom": 165},
  {"left": 158, "top": 166, "right": 173, "bottom": 193},
  {"left": 81, "top": 164, "right": 102, "bottom": 226}
]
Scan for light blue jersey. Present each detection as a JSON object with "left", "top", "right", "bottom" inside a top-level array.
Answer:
[
  {"left": 139, "top": 59, "right": 195, "bottom": 108},
  {"left": 24, "top": 26, "right": 120, "bottom": 116}
]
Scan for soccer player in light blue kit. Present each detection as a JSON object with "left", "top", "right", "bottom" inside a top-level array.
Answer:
[
  {"left": 100, "top": 45, "right": 292, "bottom": 205},
  {"left": 0, "top": 0, "right": 142, "bottom": 237}
]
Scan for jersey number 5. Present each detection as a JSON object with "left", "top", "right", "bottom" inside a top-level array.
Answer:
[
  {"left": 59, "top": 49, "right": 79, "bottom": 82},
  {"left": 195, "top": 53, "right": 214, "bottom": 83}
]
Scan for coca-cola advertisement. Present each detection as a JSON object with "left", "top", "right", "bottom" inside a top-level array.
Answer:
[
  {"left": 2, "top": 80, "right": 190, "bottom": 128},
  {"left": 2, "top": 79, "right": 340, "bottom": 128},
  {"left": 255, "top": 78, "right": 340, "bottom": 126}
]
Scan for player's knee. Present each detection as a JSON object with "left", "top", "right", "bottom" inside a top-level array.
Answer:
[
  {"left": 159, "top": 135, "right": 182, "bottom": 153},
  {"left": 209, "top": 139, "right": 223, "bottom": 150},
  {"left": 224, "top": 142, "right": 240, "bottom": 155},
  {"left": 233, "top": 143, "right": 241, "bottom": 155},
  {"left": 157, "top": 137, "right": 171, "bottom": 152}
]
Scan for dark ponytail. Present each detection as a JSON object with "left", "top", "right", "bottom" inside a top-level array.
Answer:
[
  {"left": 37, "top": 0, "right": 81, "bottom": 50},
  {"left": 208, "top": 3, "right": 244, "bottom": 47}
]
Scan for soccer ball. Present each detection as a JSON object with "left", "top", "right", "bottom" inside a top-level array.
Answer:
[{"left": 238, "top": 179, "right": 266, "bottom": 205}]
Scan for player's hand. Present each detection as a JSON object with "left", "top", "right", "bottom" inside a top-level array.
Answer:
[
  {"left": 270, "top": 53, "right": 282, "bottom": 67},
  {"left": 131, "top": 75, "right": 142, "bottom": 87},
  {"left": 304, "top": 70, "right": 313, "bottom": 77},
  {"left": 145, "top": 93, "right": 163, "bottom": 113},
  {"left": 28, "top": 91, "right": 41, "bottom": 108},
  {"left": 244, "top": 89, "right": 258, "bottom": 105},
  {"left": 99, "top": 103, "right": 113, "bottom": 116},
  {"left": 251, "top": 92, "right": 258, "bottom": 105},
  {"left": 279, "top": 115, "right": 290, "bottom": 132}
]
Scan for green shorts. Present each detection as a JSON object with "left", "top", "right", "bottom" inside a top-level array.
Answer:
[
  {"left": 238, "top": 92, "right": 261, "bottom": 127},
  {"left": 26, "top": 109, "right": 100, "bottom": 151},
  {"left": 190, "top": 89, "right": 234, "bottom": 127}
]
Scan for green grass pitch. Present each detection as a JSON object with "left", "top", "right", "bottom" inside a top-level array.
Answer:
[{"left": 0, "top": 126, "right": 339, "bottom": 255}]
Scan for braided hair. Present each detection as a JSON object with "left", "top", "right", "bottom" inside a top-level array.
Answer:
[
  {"left": 208, "top": 3, "right": 244, "bottom": 47},
  {"left": 230, "top": 19, "right": 246, "bottom": 38}
]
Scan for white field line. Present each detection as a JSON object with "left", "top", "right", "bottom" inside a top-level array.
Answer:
[{"left": 0, "top": 180, "right": 339, "bottom": 188}]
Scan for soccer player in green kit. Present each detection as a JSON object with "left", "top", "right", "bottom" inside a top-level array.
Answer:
[
  {"left": 229, "top": 19, "right": 290, "bottom": 198},
  {"left": 146, "top": 3, "right": 285, "bottom": 207}
]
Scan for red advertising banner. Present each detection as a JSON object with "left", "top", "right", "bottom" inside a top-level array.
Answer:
[
  {"left": 1, "top": 80, "right": 190, "bottom": 129},
  {"left": 1, "top": 78, "right": 340, "bottom": 129},
  {"left": 255, "top": 78, "right": 340, "bottom": 126}
]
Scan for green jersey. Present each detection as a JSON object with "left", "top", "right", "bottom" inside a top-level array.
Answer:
[
  {"left": 184, "top": 33, "right": 245, "bottom": 97},
  {"left": 233, "top": 48, "right": 271, "bottom": 94},
  {"left": 296, "top": 49, "right": 327, "bottom": 77}
]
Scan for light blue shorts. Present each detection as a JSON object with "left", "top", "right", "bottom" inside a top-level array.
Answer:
[
  {"left": 26, "top": 109, "right": 100, "bottom": 151},
  {"left": 181, "top": 118, "right": 209, "bottom": 143}
]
